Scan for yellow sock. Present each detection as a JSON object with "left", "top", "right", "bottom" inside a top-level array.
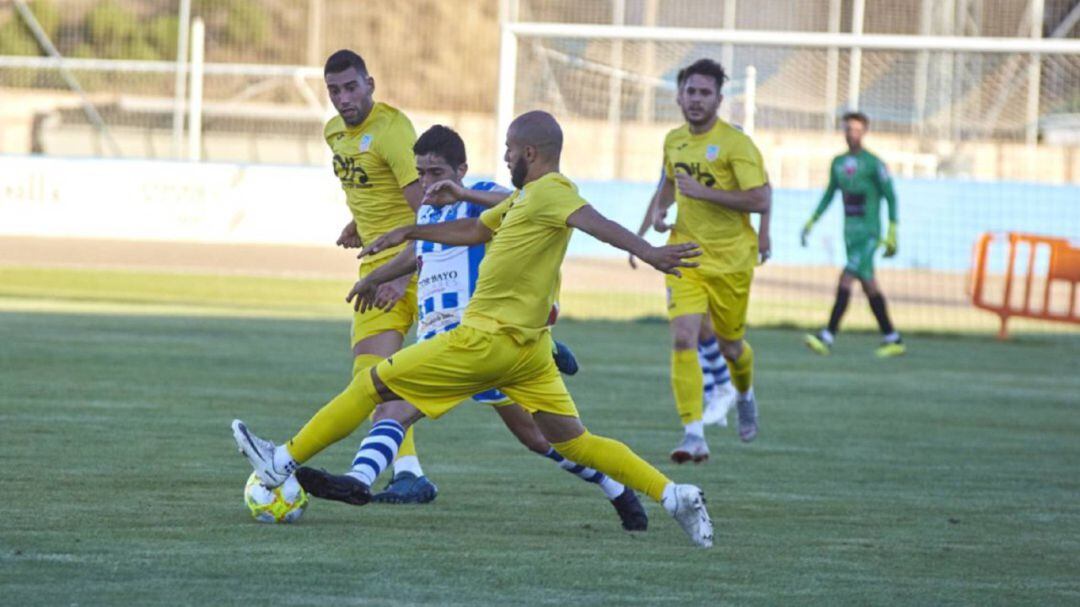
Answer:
[
  {"left": 287, "top": 370, "right": 379, "bottom": 463},
  {"left": 397, "top": 425, "right": 418, "bottom": 458},
  {"left": 671, "top": 348, "right": 703, "bottom": 425},
  {"left": 727, "top": 341, "right": 754, "bottom": 393},
  {"left": 352, "top": 353, "right": 383, "bottom": 377},
  {"left": 552, "top": 430, "right": 671, "bottom": 502}
]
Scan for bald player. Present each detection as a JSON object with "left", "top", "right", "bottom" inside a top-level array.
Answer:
[{"left": 232, "top": 111, "right": 714, "bottom": 548}]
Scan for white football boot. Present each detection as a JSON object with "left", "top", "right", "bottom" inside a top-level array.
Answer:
[
  {"left": 231, "top": 419, "right": 292, "bottom": 488},
  {"left": 662, "top": 484, "right": 714, "bottom": 548},
  {"left": 703, "top": 381, "right": 737, "bottom": 427}
]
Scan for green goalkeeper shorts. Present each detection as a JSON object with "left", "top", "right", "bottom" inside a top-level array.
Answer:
[{"left": 844, "top": 234, "right": 880, "bottom": 280}]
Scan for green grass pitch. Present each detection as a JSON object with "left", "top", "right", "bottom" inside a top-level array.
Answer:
[{"left": 1, "top": 299, "right": 1079, "bottom": 604}]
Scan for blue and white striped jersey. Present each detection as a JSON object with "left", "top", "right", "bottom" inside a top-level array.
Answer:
[{"left": 415, "top": 181, "right": 511, "bottom": 340}]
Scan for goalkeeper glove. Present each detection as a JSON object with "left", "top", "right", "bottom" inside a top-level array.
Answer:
[
  {"left": 882, "top": 222, "right": 898, "bottom": 257},
  {"left": 800, "top": 218, "right": 815, "bottom": 247}
]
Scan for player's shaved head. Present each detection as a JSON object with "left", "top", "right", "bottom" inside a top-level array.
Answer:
[{"left": 508, "top": 110, "right": 563, "bottom": 159}]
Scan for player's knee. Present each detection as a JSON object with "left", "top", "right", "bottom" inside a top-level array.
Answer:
[
  {"left": 372, "top": 400, "right": 422, "bottom": 428},
  {"left": 672, "top": 325, "right": 698, "bottom": 350},
  {"left": 719, "top": 339, "right": 743, "bottom": 361}
]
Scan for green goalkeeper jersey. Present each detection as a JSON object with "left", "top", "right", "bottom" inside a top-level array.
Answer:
[{"left": 812, "top": 149, "right": 898, "bottom": 239}]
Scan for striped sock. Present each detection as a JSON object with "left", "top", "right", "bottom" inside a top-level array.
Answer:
[
  {"left": 544, "top": 448, "right": 625, "bottom": 500},
  {"left": 347, "top": 419, "right": 405, "bottom": 486},
  {"left": 699, "top": 337, "right": 732, "bottom": 388}
]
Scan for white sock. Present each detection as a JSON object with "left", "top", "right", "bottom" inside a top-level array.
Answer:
[
  {"left": 273, "top": 445, "right": 297, "bottom": 475},
  {"left": 738, "top": 387, "right": 755, "bottom": 401},
  {"left": 393, "top": 455, "right": 424, "bottom": 478},
  {"left": 820, "top": 329, "right": 835, "bottom": 345},
  {"left": 684, "top": 420, "right": 705, "bottom": 438},
  {"left": 883, "top": 331, "right": 900, "bottom": 343},
  {"left": 661, "top": 483, "right": 677, "bottom": 512},
  {"left": 598, "top": 476, "right": 625, "bottom": 500}
]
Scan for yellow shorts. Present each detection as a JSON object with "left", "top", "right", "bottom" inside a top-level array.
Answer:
[
  {"left": 375, "top": 325, "right": 578, "bottom": 420},
  {"left": 666, "top": 268, "right": 753, "bottom": 341},
  {"left": 350, "top": 255, "right": 418, "bottom": 347}
]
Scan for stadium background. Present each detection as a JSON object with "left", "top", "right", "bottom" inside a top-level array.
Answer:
[{"left": 1, "top": 0, "right": 1078, "bottom": 335}]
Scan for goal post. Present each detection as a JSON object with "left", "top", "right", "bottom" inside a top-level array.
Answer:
[{"left": 494, "top": 1, "right": 1080, "bottom": 185}]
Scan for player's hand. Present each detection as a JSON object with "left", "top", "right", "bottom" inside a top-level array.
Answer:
[
  {"left": 758, "top": 232, "right": 771, "bottom": 265},
  {"left": 423, "top": 179, "right": 466, "bottom": 206},
  {"left": 652, "top": 206, "right": 672, "bottom": 233},
  {"left": 674, "top": 173, "right": 710, "bottom": 200},
  {"left": 359, "top": 227, "right": 408, "bottom": 258},
  {"left": 372, "top": 275, "right": 409, "bottom": 312},
  {"left": 337, "top": 221, "right": 362, "bottom": 249},
  {"left": 346, "top": 277, "right": 379, "bottom": 313},
  {"left": 641, "top": 242, "right": 701, "bottom": 278},
  {"left": 883, "top": 221, "right": 898, "bottom": 258},
  {"left": 800, "top": 219, "right": 813, "bottom": 247}
]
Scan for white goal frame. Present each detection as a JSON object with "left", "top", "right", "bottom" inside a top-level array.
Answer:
[{"left": 494, "top": 0, "right": 1080, "bottom": 184}]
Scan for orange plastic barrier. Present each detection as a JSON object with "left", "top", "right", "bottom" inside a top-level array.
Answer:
[{"left": 970, "top": 232, "right": 1080, "bottom": 338}]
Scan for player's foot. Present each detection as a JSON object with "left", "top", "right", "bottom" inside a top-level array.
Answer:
[
  {"left": 662, "top": 484, "right": 713, "bottom": 549},
  {"left": 552, "top": 340, "right": 579, "bottom": 375},
  {"left": 703, "top": 382, "right": 737, "bottom": 427},
  {"left": 609, "top": 487, "right": 648, "bottom": 532},
  {"left": 295, "top": 467, "right": 372, "bottom": 506},
  {"left": 231, "top": 419, "right": 290, "bottom": 488},
  {"left": 803, "top": 331, "right": 832, "bottom": 356},
  {"left": 875, "top": 340, "right": 906, "bottom": 358},
  {"left": 736, "top": 394, "right": 759, "bottom": 443},
  {"left": 371, "top": 471, "right": 439, "bottom": 504},
  {"left": 669, "top": 434, "right": 709, "bottom": 464}
]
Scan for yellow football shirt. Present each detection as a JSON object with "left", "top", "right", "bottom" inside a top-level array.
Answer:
[
  {"left": 663, "top": 119, "right": 768, "bottom": 274},
  {"left": 462, "top": 172, "right": 587, "bottom": 342},
  {"left": 324, "top": 102, "right": 419, "bottom": 262}
]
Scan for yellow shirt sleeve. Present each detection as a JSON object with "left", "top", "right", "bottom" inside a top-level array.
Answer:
[
  {"left": 729, "top": 136, "right": 768, "bottom": 191},
  {"left": 378, "top": 114, "right": 419, "bottom": 188},
  {"left": 479, "top": 195, "right": 515, "bottom": 231},
  {"left": 529, "top": 178, "right": 588, "bottom": 227}
]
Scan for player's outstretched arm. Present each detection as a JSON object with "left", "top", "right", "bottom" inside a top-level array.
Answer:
[
  {"left": 674, "top": 174, "right": 770, "bottom": 213},
  {"left": 567, "top": 205, "right": 700, "bottom": 277},
  {"left": 360, "top": 218, "right": 494, "bottom": 258},
  {"left": 346, "top": 247, "right": 418, "bottom": 312},
  {"left": 423, "top": 180, "right": 511, "bottom": 208}
]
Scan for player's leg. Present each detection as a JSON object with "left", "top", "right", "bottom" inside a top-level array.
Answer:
[
  {"left": 805, "top": 270, "right": 855, "bottom": 355},
  {"left": 699, "top": 318, "right": 736, "bottom": 427},
  {"left": 861, "top": 276, "right": 905, "bottom": 357},
  {"left": 295, "top": 329, "right": 493, "bottom": 504},
  {"left": 527, "top": 411, "right": 711, "bottom": 548},
  {"left": 496, "top": 334, "right": 713, "bottom": 547},
  {"left": 669, "top": 314, "right": 710, "bottom": 463},
  {"left": 489, "top": 398, "right": 647, "bottom": 531},
  {"left": 708, "top": 270, "right": 758, "bottom": 443},
  {"left": 349, "top": 273, "right": 435, "bottom": 503},
  {"left": 665, "top": 273, "right": 711, "bottom": 462},
  {"left": 231, "top": 360, "right": 389, "bottom": 488}
]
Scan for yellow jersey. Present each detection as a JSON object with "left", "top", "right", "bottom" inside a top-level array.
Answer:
[
  {"left": 324, "top": 102, "right": 419, "bottom": 263},
  {"left": 663, "top": 118, "right": 767, "bottom": 274},
  {"left": 462, "top": 172, "right": 587, "bottom": 342}
]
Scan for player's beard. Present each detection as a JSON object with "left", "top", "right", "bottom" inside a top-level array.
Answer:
[{"left": 510, "top": 155, "right": 528, "bottom": 189}]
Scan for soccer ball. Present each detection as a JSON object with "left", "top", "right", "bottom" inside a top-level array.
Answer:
[{"left": 243, "top": 472, "right": 309, "bottom": 523}]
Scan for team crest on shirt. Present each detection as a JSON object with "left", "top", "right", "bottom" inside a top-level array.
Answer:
[
  {"left": 359, "top": 134, "right": 373, "bottom": 153},
  {"left": 843, "top": 156, "right": 858, "bottom": 177},
  {"left": 705, "top": 145, "right": 719, "bottom": 161}
]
